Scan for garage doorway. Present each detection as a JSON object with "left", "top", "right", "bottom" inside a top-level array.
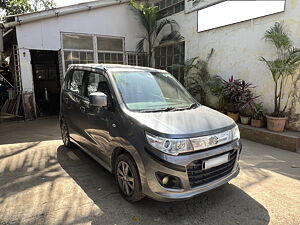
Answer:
[{"left": 31, "top": 50, "right": 60, "bottom": 117}]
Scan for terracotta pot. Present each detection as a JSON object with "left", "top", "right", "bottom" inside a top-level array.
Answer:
[
  {"left": 266, "top": 115, "right": 288, "bottom": 132},
  {"left": 240, "top": 116, "right": 251, "bottom": 125},
  {"left": 227, "top": 112, "right": 239, "bottom": 122},
  {"left": 251, "top": 119, "right": 264, "bottom": 128}
]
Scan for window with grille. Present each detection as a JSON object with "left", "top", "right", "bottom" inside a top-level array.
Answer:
[
  {"left": 155, "top": 0, "right": 184, "bottom": 19},
  {"left": 62, "top": 33, "right": 94, "bottom": 71},
  {"left": 97, "top": 36, "right": 124, "bottom": 64},
  {"left": 62, "top": 33, "right": 125, "bottom": 71},
  {"left": 126, "top": 52, "right": 148, "bottom": 67},
  {"left": 64, "top": 51, "right": 94, "bottom": 71},
  {"left": 154, "top": 41, "right": 185, "bottom": 83}
]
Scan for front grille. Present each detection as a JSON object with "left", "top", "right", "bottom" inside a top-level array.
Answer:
[{"left": 187, "top": 150, "right": 237, "bottom": 188}]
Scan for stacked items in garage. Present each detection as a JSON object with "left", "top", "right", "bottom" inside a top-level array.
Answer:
[{"left": 0, "top": 64, "right": 23, "bottom": 121}]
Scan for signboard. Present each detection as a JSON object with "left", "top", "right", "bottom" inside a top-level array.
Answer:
[{"left": 197, "top": 0, "right": 286, "bottom": 32}]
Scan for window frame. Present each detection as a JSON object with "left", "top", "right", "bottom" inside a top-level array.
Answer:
[{"left": 66, "top": 69, "right": 86, "bottom": 96}]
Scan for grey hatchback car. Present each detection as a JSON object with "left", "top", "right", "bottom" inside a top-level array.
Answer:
[{"left": 60, "top": 64, "right": 242, "bottom": 202}]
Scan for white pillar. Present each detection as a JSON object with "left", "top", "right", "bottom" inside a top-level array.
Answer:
[{"left": 19, "top": 48, "right": 37, "bottom": 120}]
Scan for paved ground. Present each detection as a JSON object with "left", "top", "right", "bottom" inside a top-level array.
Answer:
[{"left": 0, "top": 117, "right": 299, "bottom": 225}]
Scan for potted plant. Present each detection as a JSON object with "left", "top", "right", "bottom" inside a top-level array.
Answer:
[
  {"left": 238, "top": 81, "right": 257, "bottom": 125},
  {"left": 251, "top": 103, "right": 265, "bottom": 128},
  {"left": 260, "top": 22, "right": 300, "bottom": 132},
  {"left": 222, "top": 76, "right": 257, "bottom": 122},
  {"left": 240, "top": 106, "right": 252, "bottom": 125},
  {"left": 221, "top": 76, "right": 240, "bottom": 121}
]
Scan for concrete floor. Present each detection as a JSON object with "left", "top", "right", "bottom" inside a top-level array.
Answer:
[{"left": 0, "top": 117, "right": 299, "bottom": 225}]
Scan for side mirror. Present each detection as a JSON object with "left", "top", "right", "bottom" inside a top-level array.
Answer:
[{"left": 89, "top": 92, "right": 107, "bottom": 107}]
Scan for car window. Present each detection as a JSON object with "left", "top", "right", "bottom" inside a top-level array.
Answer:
[
  {"left": 84, "top": 72, "right": 109, "bottom": 97},
  {"left": 68, "top": 70, "right": 85, "bottom": 95}
]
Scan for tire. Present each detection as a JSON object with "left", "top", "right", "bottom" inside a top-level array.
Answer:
[
  {"left": 115, "top": 153, "right": 144, "bottom": 202},
  {"left": 60, "top": 119, "right": 73, "bottom": 148}
]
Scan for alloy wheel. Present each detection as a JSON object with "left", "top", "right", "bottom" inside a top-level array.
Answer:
[{"left": 117, "top": 161, "right": 135, "bottom": 196}]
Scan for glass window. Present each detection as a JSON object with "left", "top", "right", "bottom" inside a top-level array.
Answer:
[
  {"left": 85, "top": 72, "right": 108, "bottom": 97},
  {"left": 97, "top": 37, "right": 124, "bottom": 52},
  {"left": 98, "top": 52, "right": 124, "bottom": 64},
  {"left": 154, "top": 42, "right": 185, "bottom": 83},
  {"left": 61, "top": 33, "right": 126, "bottom": 71},
  {"left": 157, "top": 0, "right": 184, "bottom": 19},
  {"left": 64, "top": 51, "right": 94, "bottom": 71},
  {"left": 126, "top": 52, "right": 148, "bottom": 66},
  {"left": 68, "top": 70, "right": 85, "bottom": 95},
  {"left": 63, "top": 34, "right": 93, "bottom": 50}
]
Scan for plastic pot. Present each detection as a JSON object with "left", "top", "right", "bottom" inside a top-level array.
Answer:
[{"left": 240, "top": 116, "right": 251, "bottom": 125}]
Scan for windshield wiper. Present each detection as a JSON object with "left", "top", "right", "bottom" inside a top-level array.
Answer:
[
  {"left": 187, "top": 103, "right": 198, "bottom": 109},
  {"left": 140, "top": 104, "right": 198, "bottom": 113},
  {"left": 169, "top": 103, "right": 198, "bottom": 112},
  {"left": 140, "top": 107, "right": 176, "bottom": 113}
]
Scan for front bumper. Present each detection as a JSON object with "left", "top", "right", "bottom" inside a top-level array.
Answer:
[{"left": 140, "top": 140, "right": 242, "bottom": 201}]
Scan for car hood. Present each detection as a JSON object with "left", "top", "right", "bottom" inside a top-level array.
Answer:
[{"left": 126, "top": 105, "right": 235, "bottom": 138}]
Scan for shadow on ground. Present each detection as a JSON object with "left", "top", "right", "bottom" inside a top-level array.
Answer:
[
  {"left": 57, "top": 145, "right": 270, "bottom": 225},
  {"left": 0, "top": 117, "right": 60, "bottom": 145}
]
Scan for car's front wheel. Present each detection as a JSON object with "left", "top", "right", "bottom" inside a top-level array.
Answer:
[
  {"left": 115, "top": 153, "right": 144, "bottom": 202},
  {"left": 61, "top": 119, "right": 73, "bottom": 148}
]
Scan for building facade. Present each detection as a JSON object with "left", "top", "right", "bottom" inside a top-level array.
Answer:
[
  {"left": 155, "top": 0, "right": 300, "bottom": 130},
  {"left": 3, "top": 0, "right": 147, "bottom": 118},
  {"left": 2, "top": 0, "right": 300, "bottom": 130}
]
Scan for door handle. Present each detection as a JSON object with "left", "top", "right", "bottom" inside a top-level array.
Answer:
[{"left": 80, "top": 106, "right": 86, "bottom": 113}]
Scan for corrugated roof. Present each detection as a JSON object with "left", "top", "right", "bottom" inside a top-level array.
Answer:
[{"left": 4, "top": 0, "right": 127, "bottom": 27}]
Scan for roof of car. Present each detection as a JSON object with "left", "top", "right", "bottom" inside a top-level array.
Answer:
[{"left": 68, "top": 64, "right": 167, "bottom": 73}]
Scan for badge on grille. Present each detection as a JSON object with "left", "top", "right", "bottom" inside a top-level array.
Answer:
[{"left": 209, "top": 136, "right": 219, "bottom": 145}]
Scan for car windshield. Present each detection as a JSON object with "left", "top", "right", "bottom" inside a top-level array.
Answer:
[{"left": 112, "top": 71, "right": 197, "bottom": 112}]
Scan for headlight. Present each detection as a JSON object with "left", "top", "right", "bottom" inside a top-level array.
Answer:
[
  {"left": 232, "top": 125, "right": 240, "bottom": 140},
  {"left": 146, "top": 125, "right": 240, "bottom": 155},
  {"left": 146, "top": 132, "right": 193, "bottom": 155}
]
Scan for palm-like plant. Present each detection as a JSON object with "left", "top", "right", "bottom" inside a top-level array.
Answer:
[
  {"left": 130, "top": 0, "right": 183, "bottom": 67},
  {"left": 183, "top": 48, "right": 214, "bottom": 104},
  {"left": 260, "top": 22, "right": 300, "bottom": 117}
]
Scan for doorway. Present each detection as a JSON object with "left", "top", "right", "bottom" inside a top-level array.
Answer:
[{"left": 31, "top": 50, "right": 60, "bottom": 116}]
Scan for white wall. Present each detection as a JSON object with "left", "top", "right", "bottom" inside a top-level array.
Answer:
[
  {"left": 167, "top": 0, "right": 300, "bottom": 129},
  {"left": 15, "top": 2, "right": 146, "bottom": 90}
]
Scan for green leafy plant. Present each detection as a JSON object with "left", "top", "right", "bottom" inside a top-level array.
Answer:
[
  {"left": 183, "top": 48, "right": 214, "bottom": 105},
  {"left": 208, "top": 75, "right": 227, "bottom": 111},
  {"left": 260, "top": 22, "right": 300, "bottom": 117},
  {"left": 252, "top": 102, "right": 264, "bottom": 120},
  {"left": 222, "top": 76, "right": 258, "bottom": 114},
  {"left": 130, "top": 0, "right": 183, "bottom": 67}
]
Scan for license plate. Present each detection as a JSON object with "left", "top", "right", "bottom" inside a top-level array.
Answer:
[{"left": 204, "top": 153, "right": 229, "bottom": 170}]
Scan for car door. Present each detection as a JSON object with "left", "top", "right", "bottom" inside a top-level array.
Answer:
[
  {"left": 62, "top": 69, "right": 86, "bottom": 143},
  {"left": 79, "top": 71, "right": 115, "bottom": 164}
]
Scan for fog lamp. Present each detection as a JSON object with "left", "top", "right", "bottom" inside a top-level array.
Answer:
[{"left": 156, "top": 172, "right": 182, "bottom": 189}]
